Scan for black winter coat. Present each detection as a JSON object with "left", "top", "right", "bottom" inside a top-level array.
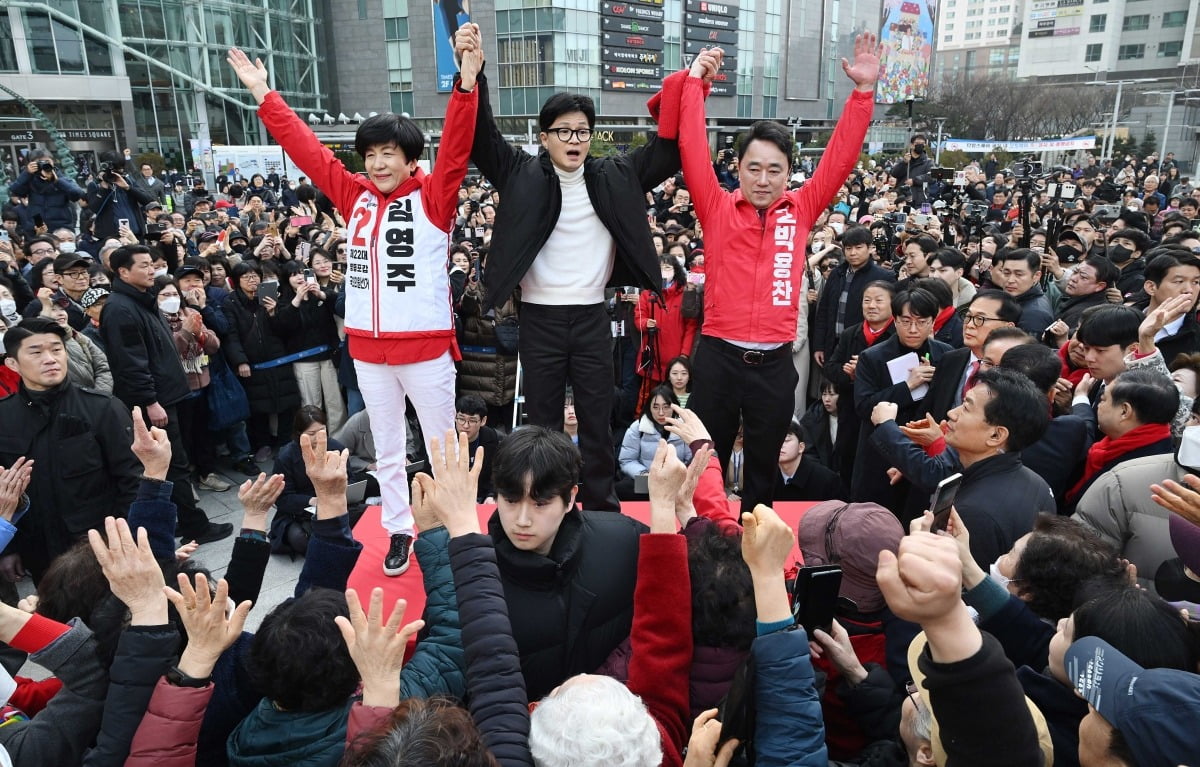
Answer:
[
  {"left": 488, "top": 507, "right": 646, "bottom": 700},
  {"left": 0, "top": 382, "right": 139, "bottom": 576},
  {"left": 824, "top": 321, "right": 895, "bottom": 481},
  {"left": 469, "top": 72, "right": 671, "bottom": 309},
  {"left": 273, "top": 290, "right": 339, "bottom": 361},
  {"left": 812, "top": 262, "right": 897, "bottom": 357},
  {"left": 7, "top": 169, "right": 85, "bottom": 235},
  {"left": 221, "top": 290, "right": 301, "bottom": 415},
  {"left": 100, "top": 279, "right": 191, "bottom": 409}
]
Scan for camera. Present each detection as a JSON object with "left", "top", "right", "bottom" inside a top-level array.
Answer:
[
  {"left": 1011, "top": 159, "right": 1043, "bottom": 180},
  {"left": 888, "top": 211, "right": 908, "bottom": 225},
  {"left": 38, "top": 161, "right": 53, "bottom": 174},
  {"left": 930, "top": 167, "right": 955, "bottom": 182},
  {"left": 872, "top": 235, "right": 891, "bottom": 256},
  {"left": 963, "top": 200, "right": 989, "bottom": 224},
  {"left": 145, "top": 222, "right": 168, "bottom": 238},
  {"left": 99, "top": 162, "right": 120, "bottom": 184}
]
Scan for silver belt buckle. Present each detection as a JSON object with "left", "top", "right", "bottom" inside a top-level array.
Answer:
[{"left": 742, "top": 349, "right": 764, "bottom": 365}]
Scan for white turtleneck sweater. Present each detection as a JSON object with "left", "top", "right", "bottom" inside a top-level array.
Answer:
[{"left": 520, "top": 164, "right": 615, "bottom": 305}]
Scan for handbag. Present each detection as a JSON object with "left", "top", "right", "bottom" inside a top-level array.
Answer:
[
  {"left": 206, "top": 361, "right": 251, "bottom": 431},
  {"left": 493, "top": 316, "right": 520, "bottom": 356}
]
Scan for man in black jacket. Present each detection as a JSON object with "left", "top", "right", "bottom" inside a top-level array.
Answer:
[
  {"left": 1140, "top": 251, "right": 1200, "bottom": 363},
  {"left": 812, "top": 226, "right": 897, "bottom": 367},
  {"left": 458, "top": 25, "right": 682, "bottom": 511},
  {"left": 100, "top": 246, "right": 230, "bottom": 544},
  {"left": 86, "top": 154, "right": 155, "bottom": 242},
  {"left": 992, "top": 249, "right": 1053, "bottom": 336},
  {"left": 6, "top": 151, "right": 85, "bottom": 238},
  {"left": 887, "top": 134, "right": 935, "bottom": 207},
  {"left": 0, "top": 318, "right": 140, "bottom": 581}
]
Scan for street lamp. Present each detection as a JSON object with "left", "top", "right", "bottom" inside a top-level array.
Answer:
[
  {"left": 933, "top": 117, "right": 947, "bottom": 164},
  {"left": 1086, "top": 78, "right": 1161, "bottom": 163}
]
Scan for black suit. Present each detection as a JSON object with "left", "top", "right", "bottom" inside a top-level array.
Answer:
[
  {"left": 775, "top": 455, "right": 849, "bottom": 502},
  {"left": 923, "top": 347, "right": 973, "bottom": 423},
  {"left": 1155, "top": 313, "right": 1200, "bottom": 364},
  {"left": 812, "top": 261, "right": 896, "bottom": 358},
  {"left": 1020, "top": 414, "right": 1092, "bottom": 510},
  {"left": 852, "top": 335, "right": 953, "bottom": 514}
]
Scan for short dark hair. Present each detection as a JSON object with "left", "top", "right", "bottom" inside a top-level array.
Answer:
[
  {"left": 993, "top": 247, "right": 1042, "bottom": 273},
  {"left": 249, "top": 589, "right": 357, "bottom": 712},
  {"left": 1110, "top": 227, "right": 1151, "bottom": 253},
  {"left": 492, "top": 426, "right": 581, "bottom": 506},
  {"left": 687, "top": 525, "right": 755, "bottom": 651},
  {"left": 1144, "top": 252, "right": 1200, "bottom": 286},
  {"left": 1180, "top": 197, "right": 1200, "bottom": 210},
  {"left": 904, "top": 235, "right": 938, "bottom": 256},
  {"left": 538, "top": 92, "right": 596, "bottom": 133},
  {"left": 736, "top": 120, "right": 793, "bottom": 163},
  {"left": 890, "top": 287, "right": 940, "bottom": 319},
  {"left": 840, "top": 225, "right": 873, "bottom": 248},
  {"left": 1080, "top": 255, "right": 1120, "bottom": 291},
  {"left": 910, "top": 133, "right": 927, "bottom": 144},
  {"left": 969, "top": 289, "right": 1022, "bottom": 324},
  {"left": 292, "top": 405, "right": 328, "bottom": 440},
  {"left": 972, "top": 367, "right": 1050, "bottom": 452},
  {"left": 999, "top": 343, "right": 1062, "bottom": 394},
  {"left": 1008, "top": 515, "right": 1126, "bottom": 621},
  {"left": 354, "top": 113, "right": 425, "bottom": 163},
  {"left": 4, "top": 316, "right": 67, "bottom": 358},
  {"left": 929, "top": 247, "right": 966, "bottom": 270},
  {"left": 912, "top": 277, "right": 953, "bottom": 309},
  {"left": 982, "top": 326, "right": 1034, "bottom": 353},
  {"left": 1108, "top": 369, "right": 1180, "bottom": 426},
  {"left": 1077, "top": 304, "right": 1141, "bottom": 349},
  {"left": 455, "top": 394, "right": 488, "bottom": 419},
  {"left": 22, "top": 235, "right": 58, "bottom": 260},
  {"left": 1072, "top": 585, "right": 1200, "bottom": 671},
  {"left": 109, "top": 244, "right": 153, "bottom": 274},
  {"left": 230, "top": 261, "right": 264, "bottom": 283}
]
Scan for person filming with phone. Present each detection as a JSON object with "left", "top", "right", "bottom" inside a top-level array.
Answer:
[{"left": 8, "top": 150, "right": 85, "bottom": 239}]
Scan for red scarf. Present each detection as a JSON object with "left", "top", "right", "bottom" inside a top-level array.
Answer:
[
  {"left": 932, "top": 305, "right": 956, "bottom": 333},
  {"left": 1067, "top": 422, "right": 1171, "bottom": 500},
  {"left": 862, "top": 319, "right": 893, "bottom": 346},
  {"left": 1057, "top": 343, "right": 1087, "bottom": 386}
]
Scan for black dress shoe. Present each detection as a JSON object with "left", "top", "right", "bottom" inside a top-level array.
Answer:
[{"left": 180, "top": 522, "right": 235, "bottom": 545}]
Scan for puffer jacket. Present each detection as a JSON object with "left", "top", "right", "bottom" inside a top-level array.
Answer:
[
  {"left": 619, "top": 414, "right": 693, "bottom": 478},
  {"left": 489, "top": 508, "right": 646, "bottom": 701},
  {"left": 458, "top": 282, "right": 518, "bottom": 407},
  {"left": 7, "top": 169, "right": 85, "bottom": 235},
  {"left": 64, "top": 330, "right": 112, "bottom": 393},
  {"left": 226, "top": 699, "right": 350, "bottom": 767},
  {"left": 221, "top": 289, "right": 301, "bottom": 415}
]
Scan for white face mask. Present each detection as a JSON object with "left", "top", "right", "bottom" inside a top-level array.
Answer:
[
  {"left": 988, "top": 560, "right": 1011, "bottom": 589},
  {"left": 811, "top": 242, "right": 825, "bottom": 254},
  {"left": 58, "top": 241, "right": 76, "bottom": 254},
  {"left": 0, "top": 299, "right": 15, "bottom": 318},
  {"left": 159, "top": 296, "right": 181, "bottom": 314},
  {"left": 153, "top": 267, "right": 168, "bottom": 278},
  {"left": 830, "top": 222, "right": 845, "bottom": 235}
]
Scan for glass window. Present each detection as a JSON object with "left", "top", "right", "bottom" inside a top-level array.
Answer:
[
  {"left": 0, "top": 18, "right": 18, "bottom": 72},
  {"left": 1117, "top": 43, "right": 1144, "bottom": 60},
  {"left": 1163, "top": 11, "right": 1187, "bottom": 28},
  {"left": 1121, "top": 15, "right": 1149, "bottom": 31},
  {"left": 1159, "top": 40, "right": 1183, "bottom": 58},
  {"left": 1088, "top": 14, "right": 1105, "bottom": 33},
  {"left": 1084, "top": 43, "right": 1102, "bottom": 62}
]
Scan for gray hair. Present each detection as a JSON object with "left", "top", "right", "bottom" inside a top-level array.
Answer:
[{"left": 529, "top": 675, "right": 661, "bottom": 767}]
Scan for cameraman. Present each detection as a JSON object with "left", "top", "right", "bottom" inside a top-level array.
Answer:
[
  {"left": 7, "top": 150, "right": 85, "bottom": 238},
  {"left": 86, "top": 154, "right": 155, "bottom": 241},
  {"left": 888, "top": 133, "right": 934, "bottom": 206}
]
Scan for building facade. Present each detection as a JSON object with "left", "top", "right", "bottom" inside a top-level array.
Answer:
[{"left": 0, "top": 0, "right": 327, "bottom": 177}]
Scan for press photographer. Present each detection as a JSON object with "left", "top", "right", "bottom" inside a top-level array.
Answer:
[
  {"left": 7, "top": 150, "right": 85, "bottom": 239},
  {"left": 85, "top": 153, "right": 155, "bottom": 241}
]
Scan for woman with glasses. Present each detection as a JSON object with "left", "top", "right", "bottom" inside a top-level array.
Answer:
[
  {"left": 23, "top": 254, "right": 91, "bottom": 332},
  {"left": 275, "top": 261, "right": 346, "bottom": 433},
  {"left": 851, "top": 287, "right": 952, "bottom": 516},
  {"left": 616, "top": 385, "right": 692, "bottom": 500}
]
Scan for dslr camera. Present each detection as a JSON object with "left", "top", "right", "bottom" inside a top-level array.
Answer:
[
  {"left": 99, "top": 162, "right": 123, "bottom": 184},
  {"left": 38, "top": 161, "right": 54, "bottom": 174},
  {"left": 1011, "top": 158, "right": 1043, "bottom": 180},
  {"left": 930, "top": 167, "right": 955, "bottom": 182}
]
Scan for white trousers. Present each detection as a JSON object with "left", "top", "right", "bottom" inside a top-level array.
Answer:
[
  {"left": 294, "top": 359, "right": 347, "bottom": 433},
  {"left": 354, "top": 353, "right": 456, "bottom": 535}
]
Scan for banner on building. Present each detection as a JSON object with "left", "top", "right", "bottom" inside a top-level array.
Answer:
[
  {"left": 942, "top": 135, "right": 1097, "bottom": 153},
  {"left": 433, "top": 0, "right": 471, "bottom": 93},
  {"left": 875, "top": 0, "right": 938, "bottom": 105}
]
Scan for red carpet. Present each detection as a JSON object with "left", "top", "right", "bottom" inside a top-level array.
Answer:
[{"left": 347, "top": 501, "right": 818, "bottom": 622}]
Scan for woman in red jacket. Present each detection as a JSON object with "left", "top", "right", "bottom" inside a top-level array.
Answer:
[{"left": 635, "top": 256, "right": 699, "bottom": 412}]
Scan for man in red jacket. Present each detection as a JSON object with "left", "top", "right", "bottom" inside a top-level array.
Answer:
[{"left": 678, "top": 36, "right": 879, "bottom": 511}]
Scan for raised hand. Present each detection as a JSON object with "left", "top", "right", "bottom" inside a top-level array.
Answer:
[
  {"left": 1151, "top": 474, "right": 1200, "bottom": 527},
  {"left": 165, "top": 572, "right": 252, "bottom": 679},
  {"left": 741, "top": 504, "right": 794, "bottom": 577},
  {"left": 238, "top": 472, "right": 286, "bottom": 531},
  {"left": 0, "top": 458, "right": 33, "bottom": 522},
  {"left": 648, "top": 439, "right": 687, "bottom": 533},
  {"left": 131, "top": 405, "right": 172, "bottom": 480},
  {"left": 412, "top": 430, "right": 483, "bottom": 538},
  {"left": 334, "top": 588, "right": 425, "bottom": 708},
  {"left": 226, "top": 48, "right": 271, "bottom": 103},
  {"left": 875, "top": 531, "right": 962, "bottom": 627},
  {"left": 682, "top": 709, "right": 739, "bottom": 767},
  {"left": 87, "top": 516, "right": 167, "bottom": 626},
  {"left": 676, "top": 445, "right": 715, "bottom": 526},
  {"left": 457, "top": 23, "right": 484, "bottom": 90},
  {"left": 1139, "top": 293, "right": 1193, "bottom": 354},
  {"left": 299, "top": 430, "right": 349, "bottom": 514},
  {"left": 664, "top": 405, "right": 713, "bottom": 445},
  {"left": 841, "top": 32, "right": 881, "bottom": 92}
]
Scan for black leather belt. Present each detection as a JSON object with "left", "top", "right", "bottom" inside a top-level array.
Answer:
[{"left": 710, "top": 337, "right": 791, "bottom": 365}]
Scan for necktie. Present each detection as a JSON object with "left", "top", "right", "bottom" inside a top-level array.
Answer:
[{"left": 962, "top": 359, "right": 981, "bottom": 402}]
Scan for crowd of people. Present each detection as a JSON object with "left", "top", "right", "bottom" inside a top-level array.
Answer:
[{"left": 0, "top": 20, "right": 1198, "bottom": 767}]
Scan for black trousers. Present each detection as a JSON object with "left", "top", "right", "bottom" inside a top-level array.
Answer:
[
  {"left": 147, "top": 404, "right": 212, "bottom": 537},
  {"left": 519, "top": 302, "right": 619, "bottom": 512},
  {"left": 688, "top": 336, "right": 798, "bottom": 513},
  {"left": 176, "top": 392, "right": 216, "bottom": 476}
]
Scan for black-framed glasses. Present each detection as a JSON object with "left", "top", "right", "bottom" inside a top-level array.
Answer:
[
  {"left": 548, "top": 127, "right": 592, "bottom": 143},
  {"left": 963, "top": 312, "right": 1003, "bottom": 327},
  {"left": 454, "top": 414, "right": 482, "bottom": 426}
]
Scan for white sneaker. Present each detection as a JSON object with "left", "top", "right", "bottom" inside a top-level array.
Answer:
[{"left": 198, "top": 473, "right": 232, "bottom": 492}]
